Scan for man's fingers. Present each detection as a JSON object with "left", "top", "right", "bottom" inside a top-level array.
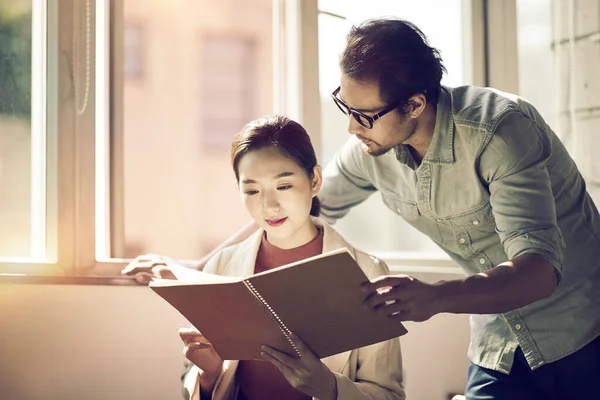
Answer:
[
  {"left": 362, "top": 275, "right": 413, "bottom": 296},
  {"left": 364, "top": 288, "right": 404, "bottom": 309},
  {"left": 388, "top": 310, "right": 412, "bottom": 322},
  {"left": 373, "top": 300, "right": 407, "bottom": 317}
]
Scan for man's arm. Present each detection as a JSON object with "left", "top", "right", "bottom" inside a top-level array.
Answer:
[
  {"left": 438, "top": 253, "right": 557, "bottom": 314},
  {"left": 319, "top": 136, "right": 377, "bottom": 222},
  {"left": 364, "top": 253, "right": 557, "bottom": 321},
  {"left": 440, "top": 110, "right": 563, "bottom": 312},
  {"left": 364, "top": 110, "right": 562, "bottom": 320}
]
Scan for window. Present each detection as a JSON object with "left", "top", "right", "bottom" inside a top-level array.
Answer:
[
  {"left": 200, "top": 36, "right": 258, "bottom": 152},
  {"left": 0, "top": 0, "right": 274, "bottom": 277},
  {"left": 112, "top": 0, "right": 273, "bottom": 261},
  {"left": 317, "top": 0, "right": 472, "bottom": 261},
  {"left": 0, "top": 0, "right": 54, "bottom": 264},
  {"left": 124, "top": 24, "right": 144, "bottom": 79},
  {"left": 514, "top": 0, "right": 600, "bottom": 202},
  {"left": 0, "top": 1, "right": 32, "bottom": 259},
  {"left": 2, "top": 0, "right": 481, "bottom": 277}
]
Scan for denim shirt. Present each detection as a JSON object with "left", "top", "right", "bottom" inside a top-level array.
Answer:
[{"left": 320, "top": 85, "right": 600, "bottom": 373}]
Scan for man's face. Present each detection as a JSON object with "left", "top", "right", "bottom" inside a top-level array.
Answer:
[{"left": 338, "top": 75, "right": 417, "bottom": 156}]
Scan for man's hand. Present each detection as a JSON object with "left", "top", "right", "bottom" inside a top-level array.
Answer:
[
  {"left": 121, "top": 254, "right": 176, "bottom": 284},
  {"left": 261, "top": 333, "right": 337, "bottom": 400},
  {"left": 179, "top": 327, "right": 223, "bottom": 393},
  {"left": 362, "top": 274, "right": 445, "bottom": 322}
]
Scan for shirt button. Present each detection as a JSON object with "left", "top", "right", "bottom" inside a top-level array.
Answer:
[
  {"left": 479, "top": 258, "right": 486, "bottom": 264},
  {"left": 396, "top": 207, "right": 402, "bottom": 215},
  {"left": 472, "top": 220, "right": 480, "bottom": 226},
  {"left": 436, "top": 218, "right": 443, "bottom": 222},
  {"left": 515, "top": 324, "right": 522, "bottom": 330},
  {"left": 459, "top": 238, "right": 466, "bottom": 244}
]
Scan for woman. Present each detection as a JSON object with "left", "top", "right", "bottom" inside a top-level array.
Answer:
[{"left": 180, "top": 115, "right": 405, "bottom": 400}]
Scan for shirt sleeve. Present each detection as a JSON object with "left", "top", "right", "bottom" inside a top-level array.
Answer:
[
  {"left": 479, "top": 110, "right": 566, "bottom": 279},
  {"left": 320, "top": 137, "right": 377, "bottom": 223}
]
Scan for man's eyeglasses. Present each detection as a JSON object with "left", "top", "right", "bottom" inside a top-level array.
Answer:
[{"left": 331, "top": 86, "right": 403, "bottom": 129}]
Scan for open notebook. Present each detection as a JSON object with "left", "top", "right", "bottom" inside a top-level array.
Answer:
[{"left": 149, "top": 248, "right": 408, "bottom": 360}]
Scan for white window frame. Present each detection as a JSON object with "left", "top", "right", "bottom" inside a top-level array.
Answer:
[
  {"left": 98, "top": 0, "right": 304, "bottom": 276},
  {"left": 297, "top": 0, "right": 486, "bottom": 275},
  {"left": 0, "top": 0, "right": 58, "bottom": 275},
  {"left": 1, "top": 0, "right": 486, "bottom": 278},
  {"left": 484, "top": 0, "right": 519, "bottom": 93},
  {"left": 273, "top": 0, "right": 323, "bottom": 155}
]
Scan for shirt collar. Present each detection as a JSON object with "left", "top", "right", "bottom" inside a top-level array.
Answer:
[{"left": 393, "top": 86, "right": 455, "bottom": 166}]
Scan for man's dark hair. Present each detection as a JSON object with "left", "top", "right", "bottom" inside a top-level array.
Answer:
[{"left": 340, "top": 18, "right": 446, "bottom": 110}]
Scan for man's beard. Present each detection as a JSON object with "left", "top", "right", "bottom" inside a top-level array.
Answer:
[
  {"left": 361, "top": 141, "right": 394, "bottom": 157},
  {"left": 362, "top": 120, "right": 417, "bottom": 157}
]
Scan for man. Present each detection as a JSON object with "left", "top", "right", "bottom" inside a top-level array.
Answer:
[{"left": 125, "top": 19, "right": 600, "bottom": 399}]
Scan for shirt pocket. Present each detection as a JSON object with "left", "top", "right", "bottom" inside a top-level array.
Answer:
[
  {"left": 448, "top": 201, "right": 495, "bottom": 228},
  {"left": 448, "top": 201, "right": 498, "bottom": 258},
  {"left": 381, "top": 192, "right": 420, "bottom": 221}
]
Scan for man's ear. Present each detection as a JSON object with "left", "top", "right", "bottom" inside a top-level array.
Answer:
[
  {"left": 234, "top": 180, "right": 239, "bottom": 190},
  {"left": 408, "top": 93, "right": 427, "bottom": 119},
  {"left": 312, "top": 165, "right": 323, "bottom": 197}
]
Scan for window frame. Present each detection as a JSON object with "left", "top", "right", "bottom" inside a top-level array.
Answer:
[
  {"left": 484, "top": 0, "right": 519, "bottom": 92},
  {"left": 0, "top": 0, "right": 117, "bottom": 277},
  {"left": 199, "top": 34, "right": 260, "bottom": 153},
  {"left": 1, "top": 0, "right": 485, "bottom": 279},
  {"left": 309, "top": 0, "right": 485, "bottom": 274}
]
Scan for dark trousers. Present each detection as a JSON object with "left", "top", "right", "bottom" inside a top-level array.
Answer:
[{"left": 465, "top": 335, "right": 600, "bottom": 400}]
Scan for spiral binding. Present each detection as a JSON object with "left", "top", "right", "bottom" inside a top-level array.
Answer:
[{"left": 242, "top": 279, "right": 300, "bottom": 356}]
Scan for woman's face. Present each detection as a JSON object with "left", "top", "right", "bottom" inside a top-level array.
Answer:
[{"left": 237, "top": 146, "right": 321, "bottom": 249}]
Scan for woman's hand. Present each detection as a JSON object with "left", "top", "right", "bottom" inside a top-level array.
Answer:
[
  {"left": 261, "top": 333, "right": 337, "bottom": 400},
  {"left": 121, "top": 254, "right": 176, "bottom": 284},
  {"left": 179, "top": 327, "right": 223, "bottom": 393}
]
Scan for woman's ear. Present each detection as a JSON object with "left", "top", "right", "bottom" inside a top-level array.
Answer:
[{"left": 311, "top": 165, "right": 323, "bottom": 197}]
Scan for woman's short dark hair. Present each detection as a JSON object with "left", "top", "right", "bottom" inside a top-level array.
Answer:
[
  {"left": 231, "top": 115, "right": 321, "bottom": 217},
  {"left": 340, "top": 18, "right": 446, "bottom": 110}
]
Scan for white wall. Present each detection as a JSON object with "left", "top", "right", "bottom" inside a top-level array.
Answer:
[
  {"left": 0, "top": 279, "right": 469, "bottom": 400},
  {"left": 0, "top": 285, "right": 188, "bottom": 400}
]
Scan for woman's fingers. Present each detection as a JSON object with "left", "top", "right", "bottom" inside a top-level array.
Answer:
[
  {"left": 179, "top": 327, "right": 209, "bottom": 345},
  {"left": 152, "top": 265, "right": 177, "bottom": 280},
  {"left": 183, "top": 342, "right": 213, "bottom": 358},
  {"left": 122, "top": 254, "right": 167, "bottom": 275}
]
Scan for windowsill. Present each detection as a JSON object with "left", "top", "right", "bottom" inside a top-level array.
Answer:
[
  {"left": 0, "top": 254, "right": 464, "bottom": 285},
  {"left": 374, "top": 252, "right": 465, "bottom": 275},
  {"left": 0, "top": 274, "right": 142, "bottom": 286}
]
